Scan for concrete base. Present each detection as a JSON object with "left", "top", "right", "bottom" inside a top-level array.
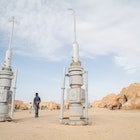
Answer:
[
  {"left": 61, "top": 117, "right": 88, "bottom": 125},
  {"left": 0, "top": 116, "right": 12, "bottom": 122},
  {"left": 0, "top": 117, "right": 6, "bottom": 122},
  {"left": 64, "top": 119, "right": 88, "bottom": 125}
]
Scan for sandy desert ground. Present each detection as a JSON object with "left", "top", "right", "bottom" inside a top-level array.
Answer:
[{"left": 0, "top": 108, "right": 140, "bottom": 140}]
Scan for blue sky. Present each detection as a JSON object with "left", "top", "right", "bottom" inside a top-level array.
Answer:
[{"left": 0, "top": 0, "right": 140, "bottom": 103}]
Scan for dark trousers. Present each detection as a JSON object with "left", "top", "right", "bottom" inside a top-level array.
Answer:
[{"left": 34, "top": 105, "right": 39, "bottom": 117}]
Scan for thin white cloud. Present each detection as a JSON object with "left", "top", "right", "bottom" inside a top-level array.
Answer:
[{"left": 0, "top": 0, "right": 140, "bottom": 73}]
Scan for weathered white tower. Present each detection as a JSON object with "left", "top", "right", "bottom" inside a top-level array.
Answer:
[
  {"left": 60, "top": 9, "right": 88, "bottom": 125},
  {"left": 0, "top": 17, "right": 18, "bottom": 122}
]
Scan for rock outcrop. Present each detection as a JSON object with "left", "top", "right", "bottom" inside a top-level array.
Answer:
[
  {"left": 14, "top": 100, "right": 28, "bottom": 110},
  {"left": 92, "top": 83, "right": 140, "bottom": 110},
  {"left": 40, "top": 102, "right": 60, "bottom": 110},
  {"left": 14, "top": 101, "right": 62, "bottom": 111},
  {"left": 118, "top": 83, "right": 140, "bottom": 110},
  {"left": 91, "top": 93, "right": 120, "bottom": 109}
]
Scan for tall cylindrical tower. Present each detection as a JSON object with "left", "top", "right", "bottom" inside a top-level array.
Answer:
[
  {"left": 60, "top": 9, "right": 88, "bottom": 125},
  {"left": 0, "top": 17, "right": 16, "bottom": 121}
]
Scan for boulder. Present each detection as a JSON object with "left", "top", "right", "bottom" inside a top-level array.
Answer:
[{"left": 119, "top": 83, "right": 140, "bottom": 110}]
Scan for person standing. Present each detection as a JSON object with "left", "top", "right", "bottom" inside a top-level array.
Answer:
[{"left": 33, "top": 93, "right": 41, "bottom": 118}]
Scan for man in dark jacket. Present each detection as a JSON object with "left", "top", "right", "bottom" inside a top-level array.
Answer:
[{"left": 33, "top": 93, "right": 41, "bottom": 118}]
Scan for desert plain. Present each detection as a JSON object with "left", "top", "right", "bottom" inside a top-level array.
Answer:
[{"left": 0, "top": 108, "right": 140, "bottom": 140}]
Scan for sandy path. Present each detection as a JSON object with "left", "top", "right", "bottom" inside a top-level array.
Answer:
[{"left": 0, "top": 108, "right": 140, "bottom": 140}]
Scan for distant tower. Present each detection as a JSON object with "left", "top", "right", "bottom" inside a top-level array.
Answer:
[
  {"left": 0, "top": 17, "right": 18, "bottom": 122},
  {"left": 60, "top": 9, "right": 88, "bottom": 125}
]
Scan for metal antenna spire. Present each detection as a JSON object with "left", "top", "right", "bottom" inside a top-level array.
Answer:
[
  {"left": 3, "top": 17, "right": 18, "bottom": 69},
  {"left": 9, "top": 16, "right": 15, "bottom": 49},
  {"left": 68, "top": 9, "right": 79, "bottom": 62},
  {"left": 68, "top": 9, "right": 77, "bottom": 42}
]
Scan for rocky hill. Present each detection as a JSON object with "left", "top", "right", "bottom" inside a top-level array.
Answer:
[
  {"left": 14, "top": 83, "right": 140, "bottom": 110},
  {"left": 91, "top": 83, "right": 140, "bottom": 110},
  {"left": 14, "top": 100, "right": 61, "bottom": 110}
]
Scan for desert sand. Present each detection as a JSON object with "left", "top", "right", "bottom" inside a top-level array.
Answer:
[{"left": 0, "top": 108, "right": 140, "bottom": 140}]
